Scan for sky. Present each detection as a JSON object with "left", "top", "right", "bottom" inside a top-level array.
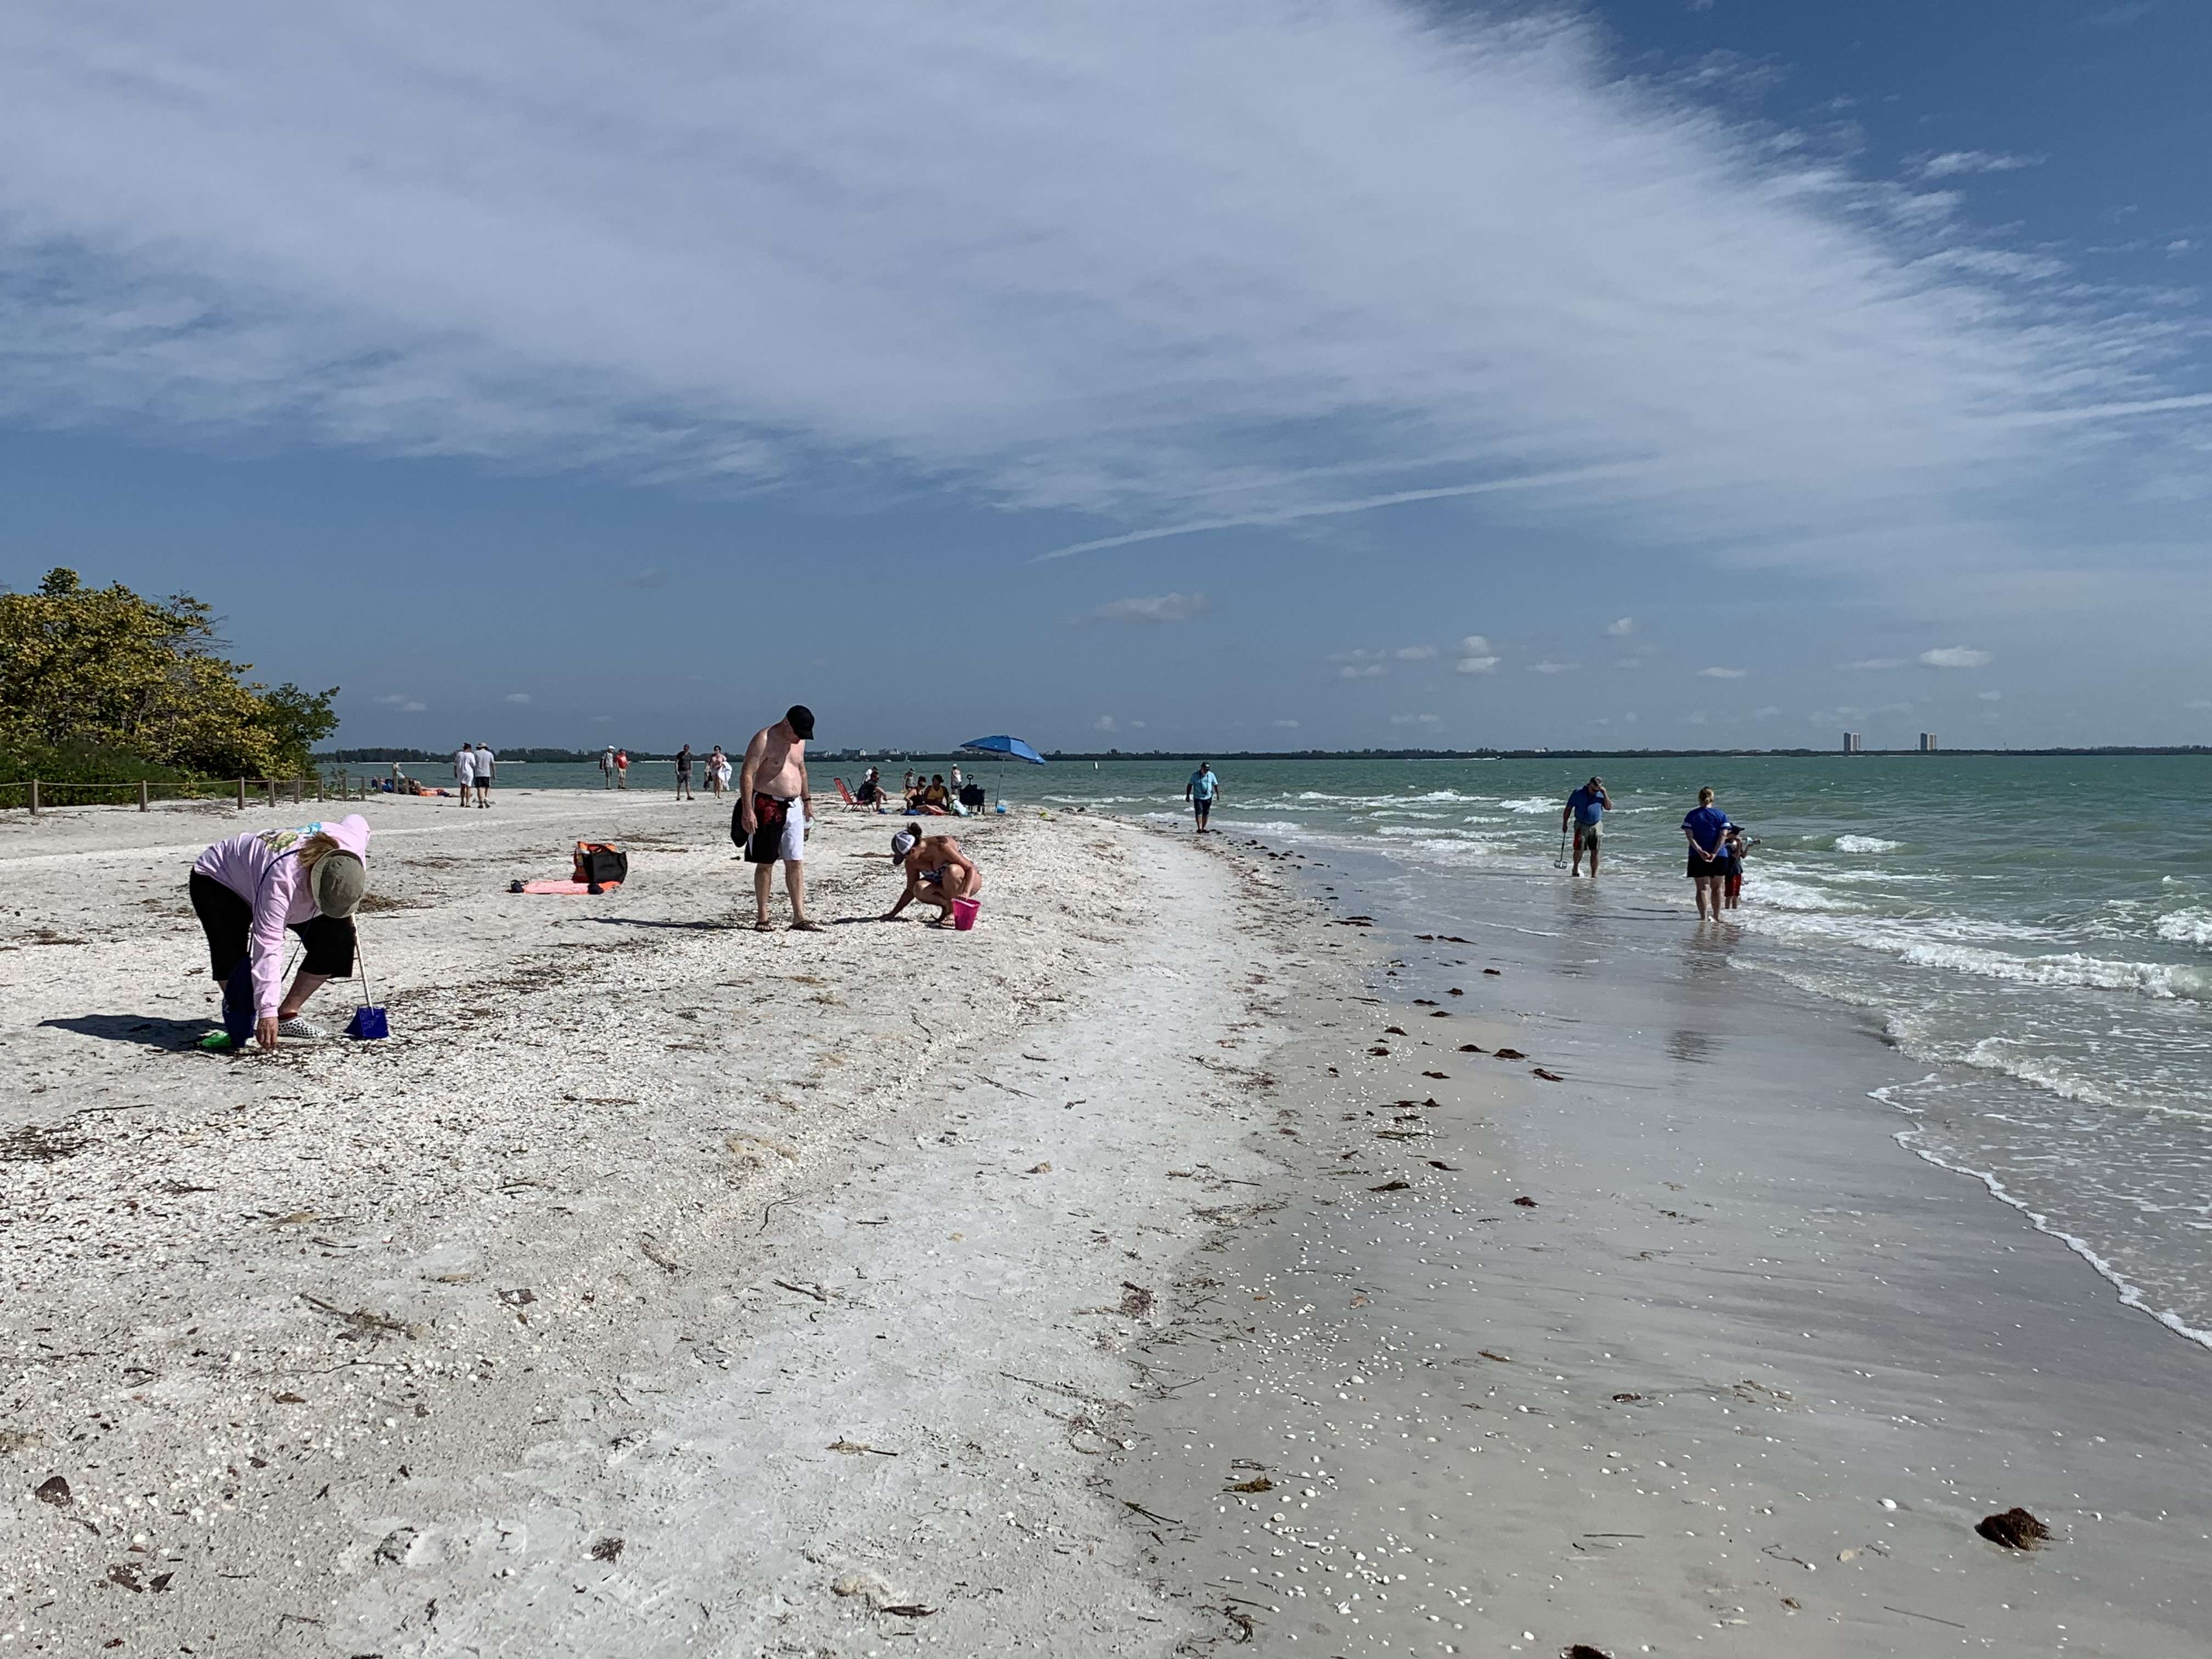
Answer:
[{"left": 1, "top": 0, "right": 2206, "bottom": 753}]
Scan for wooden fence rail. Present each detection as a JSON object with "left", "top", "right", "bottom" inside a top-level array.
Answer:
[{"left": 0, "top": 777, "right": 330, "bottom": 815}]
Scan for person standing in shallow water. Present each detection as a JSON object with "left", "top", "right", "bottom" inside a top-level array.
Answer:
[
  {"left": 1683, "top": 786, "right": 1733, "bottom": 921},
  {"left": 1561, "top": 775, "right": 1611, "bottom": 876},
  {"left": 1185, "top": 762, "right": 1219, "bottom": 833}
]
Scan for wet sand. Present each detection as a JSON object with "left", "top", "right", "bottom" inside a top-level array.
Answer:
[{"left": 1121, "top": 853, "right": 2212, "bottom": 1656}]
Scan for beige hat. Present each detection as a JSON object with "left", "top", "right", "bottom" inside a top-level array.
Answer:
[{"left": 313, "top": 851, "right": 366, "bottom": 918}]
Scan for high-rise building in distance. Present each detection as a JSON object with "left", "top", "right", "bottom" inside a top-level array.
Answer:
[
  {"left": 1920, "top": 732, "right": 1938, "bottom": 753},
  {"left": 1843, "top": 732, "right": 1863, "bottom": 753}
]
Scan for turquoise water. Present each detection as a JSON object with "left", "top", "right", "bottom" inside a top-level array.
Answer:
[{"left": 1026, "top": 755, "right": 2212, "bottom": 1347}]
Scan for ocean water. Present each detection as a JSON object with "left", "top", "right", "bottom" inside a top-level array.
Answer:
[{"left": 1026, "top": 755, "right": 2212, "bottom": 1349}]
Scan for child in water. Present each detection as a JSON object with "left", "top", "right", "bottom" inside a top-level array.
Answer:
[{"left": 1723, "top": 826, "right": 1752, "bottom": 909}]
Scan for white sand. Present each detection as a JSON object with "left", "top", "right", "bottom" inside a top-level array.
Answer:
[{"left": 0, "top": 791, "right": 1330, "bottom": 1655}]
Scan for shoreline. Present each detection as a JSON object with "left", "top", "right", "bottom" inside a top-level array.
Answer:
[
  {"left": 1119, "top": 831, "right": 2212, "bottom": 1656},
  {"left": 4, "top": 795, "right": 2207, "bottom": 1655}
]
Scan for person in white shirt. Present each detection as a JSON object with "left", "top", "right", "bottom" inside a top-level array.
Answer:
[
  {"left": 453, "top": 742, "right": 477, "bottom": 804},
  {"left": 472, "top": 743, "right": 495, "bottom": 808},
  {"left": 599, "top": 747, "right": 616, "bottom": 789}
]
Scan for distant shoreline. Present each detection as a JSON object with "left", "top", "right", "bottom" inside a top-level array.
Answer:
[{"left": 319, "top": 744, "right": 2211, "bottom": 764}]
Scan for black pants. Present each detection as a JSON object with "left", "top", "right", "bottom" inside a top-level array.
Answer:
[{"left": 188, "top": 871, "right": 356, "bottom": 983}]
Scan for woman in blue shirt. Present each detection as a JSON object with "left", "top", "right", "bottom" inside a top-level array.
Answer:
[{"left": 1681, "top": 787, "right": 1733, "bottom": 921}]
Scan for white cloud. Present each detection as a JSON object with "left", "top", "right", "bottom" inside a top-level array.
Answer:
[
  {"left": 1920, "top": 646, "right": 1993, "bottom": 668},
  {"left": 1605, "top": 616, "right": 1635, "bottom": 636},
  {"left": 1273, "top": 718, "right": 1300, "bottom": 727},
  {"left": 373, "top": 693, "right": 427, "bottom": 713},
  {"left": 1911, "top": 150, "right": 2042, "bottom": 180},
  {"left": 1752, "top": 704, "right": 1779, "bottom": 717},
  {"left": 1458, "top": 636, "right": 1492, "bottom": 656},
  {"left": 1527, "top": 659, "right": 1572, "bottom": 675},
  {"left": 1339, "top": 663, "right": 1387, "bottom": 680},
  {"left": 625, "top": 567, "right": 669, "bottom": 589},
  {"left": 1390, "top": 713, "right": 1441, "bottom": 725},
  {"left": 1689, "top": 709, "right": 1709, "bottom": 725},
  {"left": 504, "top": 691, "right": 532, "bottom": 704},
  {"left": 1093, "top": 714, "right": 1118, "bottom": 731},
  {"left": 1697, "top": 665, "right": 1747, "bottom": 678},
  {"left": 2184, "top": 699, "right": 2211, "bottom": 711},
  {"left": 1976, "top": 689, "right": 2002, "bottom": 701},
  {"left": 1844, "top": 657, "right": 1904, "bottom": 670},
  {"left": 1393, "top": 645, "right": 1438, "bottom": 661},
  {"left": 1075, "top": 591, "right": 1209, "bottom": 625},
  {"left": 0, "top": 3, "right": 2176, "bottom": 590},
  {"left": 1614, "top": 656, "right": 1644, "bottom": 669},
  {"left": 1455, "top": 654, "right": 1499, "bottom": 674}
]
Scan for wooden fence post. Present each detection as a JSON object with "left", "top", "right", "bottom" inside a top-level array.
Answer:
[
  {"left": 27, "top": 780, "right": 38, "bottom": 816},
  {"left": 236, "top": 778, "right": 246, "bottom": 810},
  {"left": 138, "top": 781, "right": 149, "bottom": 811}
]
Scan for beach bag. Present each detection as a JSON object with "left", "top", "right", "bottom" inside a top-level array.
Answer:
[{"left": 572, "top": 842, "right": 629, "bottom": 885}]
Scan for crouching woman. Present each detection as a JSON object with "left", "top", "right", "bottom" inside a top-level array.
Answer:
[
  {"left": 188, "top": 815, "right": 372, "bottom": 1051},
  {"left": 882, "top": 825, "right": 983, "bottom": 924}
]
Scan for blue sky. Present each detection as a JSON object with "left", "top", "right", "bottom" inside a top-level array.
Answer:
[{"left": 2, "top": 0, "right": 2205, "bottom": 752}]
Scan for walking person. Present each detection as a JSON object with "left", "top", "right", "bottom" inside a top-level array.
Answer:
[
  {"left": 1561, "top": 776, "right": 1611, "bottom": 876},
  {"left": 472, "top": 741, "right": 495, "bottom": 808},
  {"left": 1683, "top": 786, "right": 1734, "bottom": 921},
  {"left": 1185, "top": 761, "right": 1220, "bottom": 833},
  {"left": 599, "top": 746, "right": 617, "bottom": 789},
  {"left": 674, "top": 744, "right": 695, "bottom": 801},
  {"left": 615, "top": 748, "right": 629, "bottom": 788},
  {"left": 453, "top": 741, "right": 476, "bottom": 806},
  {"left": 707, "top": 744, "right": 730, "bottom": 798},
  {"left": 736, "top": 705, "right": 820, "bottom": 932}
]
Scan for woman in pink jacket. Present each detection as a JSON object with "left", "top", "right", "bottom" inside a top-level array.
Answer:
[{"left": 188, "top": 815, "right": 371, "bottom": 1051}]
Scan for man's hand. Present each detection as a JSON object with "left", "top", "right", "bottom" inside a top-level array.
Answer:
[
  {"left": 739, "top": 803, "right": 757, "bottom": 834},
  {"left": 256, "top": 1015, "right": 280, "bottom": 1051}
]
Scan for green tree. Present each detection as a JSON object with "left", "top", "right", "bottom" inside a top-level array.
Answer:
[{"left": 0, "top": 567, "right": 337, "bottom": 782}]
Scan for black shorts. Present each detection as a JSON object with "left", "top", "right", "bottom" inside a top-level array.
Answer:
[
  {"left": 1193, "top": 796, "right": 1214, "bottom": 814},
  {"left": 188, "top": 870, "right": 356, "bottom": 980},
  {"left": 1687, "top": 854, "right": 1727, "bottom": 880}
]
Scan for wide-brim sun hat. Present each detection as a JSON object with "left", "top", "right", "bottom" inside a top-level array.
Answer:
[{"left": 313, "top": 851, "right": 366, "bottom": 918}]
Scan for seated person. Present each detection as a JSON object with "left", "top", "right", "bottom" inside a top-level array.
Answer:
[
  {"left": 853, "top": 766, "right": 888, "bottom": 807},
  {"left": 921, "top": 774, "right": 952, "bottom": 810},
  {"left": 883, "top": 825, "right": 982, "bottom": 923}
]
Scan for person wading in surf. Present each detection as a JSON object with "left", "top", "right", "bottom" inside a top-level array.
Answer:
[
  {"left": 1683, "top": 786, "right": 1734, "bottom": 921},
  {"left": 1561, "top": 776, "right": 1611, "bottom": 876}
]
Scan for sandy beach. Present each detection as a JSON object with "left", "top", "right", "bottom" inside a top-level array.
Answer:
[{"left": 4, "top": 791, "right": 2207, "bottom": 1657}]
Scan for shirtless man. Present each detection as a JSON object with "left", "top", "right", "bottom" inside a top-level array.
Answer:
[
  {"left": 883, "top": 824, "right": 983, "bottom": 923},
  {"left": 736, "top": 706, "right": 819, "bottom": 931}
]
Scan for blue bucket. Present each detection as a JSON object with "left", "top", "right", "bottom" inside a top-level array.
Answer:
[{"left": 346, "top": 1006, "right": 390, "bottom": 1040}]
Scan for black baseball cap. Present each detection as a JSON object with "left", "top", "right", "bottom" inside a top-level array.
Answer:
[{"left": 786, "top": 705, "right": 815, "bottom": 739}]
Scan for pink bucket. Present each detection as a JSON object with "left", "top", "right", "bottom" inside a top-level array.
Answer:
[{"left": 951, "top": 896, "right": 981, "bottom": 931}]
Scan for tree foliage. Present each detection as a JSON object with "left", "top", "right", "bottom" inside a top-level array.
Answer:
[{"left": 0, "top": 568, "right": 337, "bottom": 781}]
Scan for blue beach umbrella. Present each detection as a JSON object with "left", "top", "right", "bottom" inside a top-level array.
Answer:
[
  {"left": 958, "top": 735, "right": 1044, "bottom": 812},
  {"left": 958, "top": 735, "right": 1047, "bottom": 765}
]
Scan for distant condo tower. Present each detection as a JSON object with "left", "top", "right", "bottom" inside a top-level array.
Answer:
[
  {"left": 1920, "top": 732, "right": 1938, "bottom": 753},
  {"left": 1842, "top": 731, "right": 1863, "bottom": 754}
]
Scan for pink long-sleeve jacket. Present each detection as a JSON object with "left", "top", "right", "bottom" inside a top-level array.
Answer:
[{"left": 191, "top": 815, "right": 373, "bottom": 1018}]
